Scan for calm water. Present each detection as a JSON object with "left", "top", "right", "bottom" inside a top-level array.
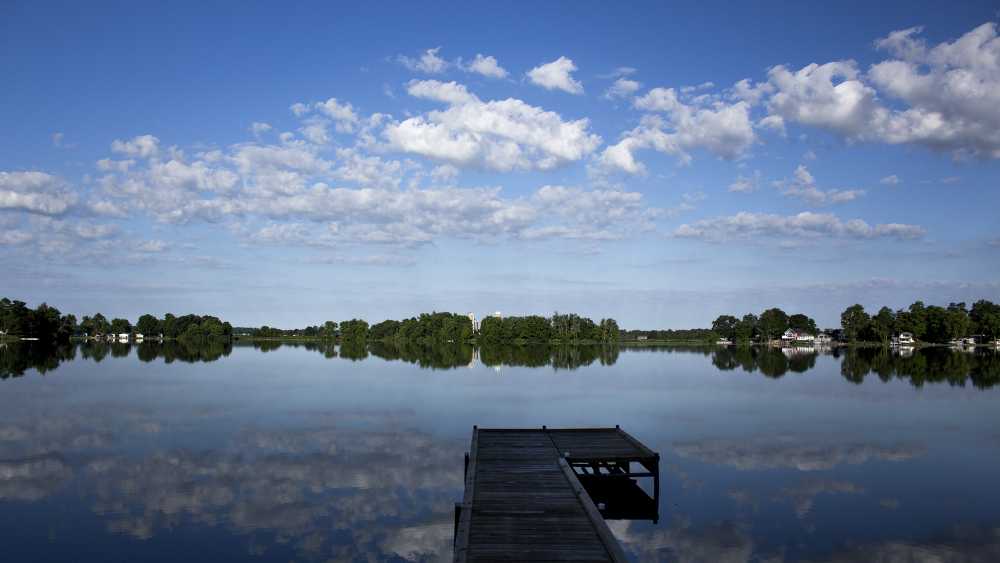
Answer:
[{"left": 2, "top": 341, "right": 1000, "bottom": 562}]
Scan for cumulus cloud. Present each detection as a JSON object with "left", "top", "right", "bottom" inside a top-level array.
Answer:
[
  {"left": 880, "top": 174, "right": 900, "bottom": 185},
  {"left": 763, "top": 22, "right": 1000, "bottom": 159},
  {"left": 288, "top": 98, "right": 360, "bottom": 137},
  {"left": 527, "top": 56, "right": 584, "bottom": 94},
  {"left": 766, "top": 61, "right": 879, "bottom": 138},
  {"left": 383, "top": 79, "right": 601, "bottom": 171},
  {"left": 397, "top": 47, "right": 449, "bottom": 74},
  {"left": 461, "top": 54, "right": 508, "bottom": 78},
  {"left": 728, "top": 170, "right": 761, "bottom": 193},
  {"left": 249, "top": 122, "right": 272, "bottom": 137},
  {"left": 604, "top": 78, "right": 642, "bottom": 100},
  {"left": 0, "top": 171, "right": 78, "bottom": 215},
  {"left": 775, "top": 164, "right": 865, "bottom": 205},
  {"left": 673, "top": 211, "right": 925, "bottom": 243},
  {"left": 111, "top": 135, "right": 160, "bottom": 158},
  {"left": 599, "top": 86, "right": 755, "bottom": 173}
]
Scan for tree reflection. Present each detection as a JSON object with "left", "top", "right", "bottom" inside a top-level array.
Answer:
[
  {"left": 710, "top": 345, "right": 1000, "bottom": 388},
  {"left": 0, "top": 341, "right": 76, "bottom": 379},
  {"left": 840, "top": 347, "right": 1000, "bottom": 389},
  {"left": 369, "top": 340, "right": 472, "bottom": 369}
]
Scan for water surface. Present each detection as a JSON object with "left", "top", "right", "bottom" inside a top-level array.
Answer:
[{"left": 2, "top": 341, "right": 999, "bottom": 562}]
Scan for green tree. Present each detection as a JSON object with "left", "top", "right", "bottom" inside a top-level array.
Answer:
[
  {"left": 711, "top": 315, "right": 739, "bottom": 339},
  {"left": 321, "top": 321, "right": 339, "bottom": 338},
  {"left": 758, "top": 308, "right": 789, "bottom": 342},
  {"left": 869, "top": 306, "right": 896, "bottom": 345},
  {"left": 734, "top": 314, "right": 758, "bottom": 343},
  {"left": 599, "top": 318, "right": 620, "bottom": 342},
  {"left": 840, "top": 304, "right": 870, "bottom": 342},
  {"left": 340, "top": 319, "right": 369, "bottom": 341},
  {"left": 788, "top": 313, "right": 817, "bottom": 335},
  {"left": 970, "top": 299, "right": 1000, "bottom": 339},
  {"left": 110, "top": 318, "right": 132, "bottom": 335},
  {"left": 136, "top": 314, "right": 162, "bottom": 336}
]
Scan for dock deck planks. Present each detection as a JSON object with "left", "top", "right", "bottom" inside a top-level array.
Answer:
[{"left": 454, "top": 427, "right": 658, "bottom": 562}]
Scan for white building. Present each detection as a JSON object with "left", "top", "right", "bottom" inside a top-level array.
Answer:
[
  {"left": 781, "top": 329, "right": 815, "bottom": 343},
  {"left": 117, "top": 333, "right": 130, "bottom": 342},
  {"left": 467, "top": 312, "right": 478, "bottom": 332}
]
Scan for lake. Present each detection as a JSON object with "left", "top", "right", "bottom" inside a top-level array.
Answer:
[{"left": 2, "top": 341, "right": 1000, "bottom": 562}]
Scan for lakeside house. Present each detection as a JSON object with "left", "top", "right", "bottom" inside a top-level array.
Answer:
[
  {"left": 815, "top": 332, "right": 833, "bottom": 345},
  {"left": 781, "top": 329, "right": 815, "bottom": 344},
  {"left": 135, "top": 333, "right": 144, "bottom": 341},
  {"left": 117, "top": 333, "right": 130, "bottom": 342},
  {"left": 716, "top": 337, "right": 732, "bottom": 345},
  {"left": 894, "top": 332, "right": 915, "bottom": 346},
  {"left": 636, "top": 335, "right": 648, "bottom": 341}
]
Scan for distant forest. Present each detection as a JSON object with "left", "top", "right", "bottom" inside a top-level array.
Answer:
[
  {"left": 4, "top": 295, "right": 999, "bottom": 346},
  {"left": 704, "top": 300, "right": 1000, "bottom": 345}
]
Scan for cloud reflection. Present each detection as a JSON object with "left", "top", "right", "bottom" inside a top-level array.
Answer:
[{"left": 673, "top": 437, "right": 924, "bottom": 471}]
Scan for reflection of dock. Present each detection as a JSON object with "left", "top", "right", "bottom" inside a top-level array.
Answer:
[{"left": 454, "top": 426, "right": 659, "bottom": 562}]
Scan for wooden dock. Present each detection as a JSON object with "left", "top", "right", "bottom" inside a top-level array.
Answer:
[{"left": 453, "top": 426, "right": 659, "bottom": 562}]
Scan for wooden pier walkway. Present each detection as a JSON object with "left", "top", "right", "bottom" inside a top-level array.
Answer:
[{"left": 453, "top": 426, "right": 659, "bottom": 562}]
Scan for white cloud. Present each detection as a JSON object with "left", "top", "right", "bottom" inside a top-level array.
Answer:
[
  {"left": 674, "top": 211, "right": 924, "bottom": 242},
  {"left": 729, "top": 78, "right": 773, "bottom": 105},
  {"left": 462, "top": 54, "right": 508, "bottom": 78},
  {"left": 527, "top": 56, "right": 584, "bottom": 94},
  {"left": 775, "top": 165, "right": 865, "bottom": 205},
  {"left": 314, "top": 98, "right": 360, "bottom": 133},
  {"left": 249, "top": 122, "right": 272, "bottom": 137},
  {"left": 133, "top": 239, "right": 168, "bottom": 253},
  {"left": 599, "top": 86, "right": 755, "bottom": 173},
  {"left": 598, "top": 66, "right": 637, "bottom": 79},
  {"left": 0, "top": 171, "right": 78, "bottom": 215},
  {"left": 406, "top": 79, "right": 476, "bottom": 105},
  {"left": 880, "top": 174, "right": 900, "bottom": 185},
  {"left": 288, "top": 98, "right": 360, "bottom": 139},
  {"left": 88, "top": 130, "right": 662, "bottom": 247},
  {"left": 763, "top": 23, "right": 1000, "bottom": 159},
  {"left": 384, "top": 80, "right": 601, "bottom": 171},
  {"left": 728, "top": 170, "right": 761, "bottom": 193},
  {"left": 397, "top": 47, "right": 449, "bottom": 74},
  {"left": 766, "top": 61, "right": 879, "bottom": 138},
  {"left": 51, "top": 132, "right": 64, "bottom": 147},
  {"left": 0, "top": 230, "right": 32, "bottom": 246},
  {"left": 298, "top": 120, "right": 330, "bottom": 145},
  {"left": 429, "top": 164, "right": 459, "bottom": 184},
  {"left": 110, "top": 135, "right": 160, "bottom": 158},
  {"left": 604, "top": 78, "right": 641, "bottom": 100}
]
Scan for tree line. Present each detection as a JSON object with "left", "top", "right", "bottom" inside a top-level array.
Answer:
[
  {"left": 698, "top": 308, "right": 819, "bottom": 343},
  {"left": 840, "top": 300, "right": 1000, "bottom": 344},
  {"left": 1, "top": 297, "right": 233, "bottom": 342},
  {"left": 244, "top": 312, "right": 620, "bottom": 344},
  {"left": 1, "top": 298, "right": 78, "bottom": 342}
]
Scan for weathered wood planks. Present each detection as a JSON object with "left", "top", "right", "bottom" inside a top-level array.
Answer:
[{"left": 454, "top": 427, "right": 659, "bottom": 562}]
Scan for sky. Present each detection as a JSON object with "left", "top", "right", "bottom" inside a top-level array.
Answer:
[{"left": 2, "top": 0, "right": 999, "bottom": 329}]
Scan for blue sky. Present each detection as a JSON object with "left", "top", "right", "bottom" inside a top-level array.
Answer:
[{"left": 2, "top": 0, "right": 999, "bottom": 328}]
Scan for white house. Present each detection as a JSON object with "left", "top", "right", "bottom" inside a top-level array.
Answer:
[
  {"left": 896, "top": 332, "right": 915, "bottom": 346},
  {"left": 781, "top": 329, "right": 815, "bottom": 343},
  {"left": 117, "top": 333, "right": 130, "bottom": 342},
  {"left": 815, "top": 333, "right": 833, "bottom": 345},
  {"left": 134, "top": 333, "right": 144, "bottom": 341}
]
